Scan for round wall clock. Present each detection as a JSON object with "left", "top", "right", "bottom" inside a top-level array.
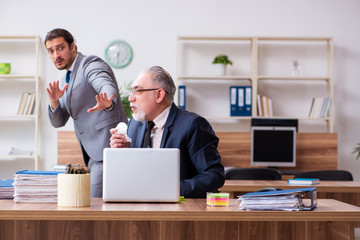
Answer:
[{"left": 104, "top": 40, "right": 133, "bottom": 69}]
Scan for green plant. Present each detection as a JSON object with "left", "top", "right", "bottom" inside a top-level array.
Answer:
[
  {"left": 352, "top": 143, "right": 360, "bottom": 160},
  {"left": 65, "top": 163, "right": 88, "bottom": 174},
  {"left": 119, "top": 81, "right": 133, "bottom": 119},
  {"left": 212, "top": 54, "right": 233, "bottom": 65}
]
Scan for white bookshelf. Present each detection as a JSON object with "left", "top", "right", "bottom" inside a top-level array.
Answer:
[
  {"left": 176, "top": 36, "right": 334, "bottom": 132},
  {"left": 0, "top": 36, "right": 42, "bottom": 171}
]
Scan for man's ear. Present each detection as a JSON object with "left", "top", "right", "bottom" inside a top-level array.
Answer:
[
  {"left": 70, "top": 42, "right": 77, "bottom": 52},
  {"left": 155, "top": 89, "right": 166, "bottom": 103}
]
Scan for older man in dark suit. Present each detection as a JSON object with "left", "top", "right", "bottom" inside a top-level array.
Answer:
[{"left": 110, "top": 66, "right": 224, "bottom": 198}]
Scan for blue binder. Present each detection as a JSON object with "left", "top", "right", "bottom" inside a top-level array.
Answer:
[
  {"left": 237, "top": 87, "right": 245, "bottom": 116},
  {"left": 15, "top": 170, "right": 65, "bottom": 175},
  {"left": 240, "top": 187, "right": 317, "bottom": 210},
  {"left": 244, "top": 86, "right": 252, "bottom": 116},
  {"left": 178, "top": 85, "right": 186, "bottom": 110},
  {"left": 230, "top": 86, "right": 238, "bottom": 116},
  {"left": 0, "top": 179, "right": 14, "bottom": 187}
]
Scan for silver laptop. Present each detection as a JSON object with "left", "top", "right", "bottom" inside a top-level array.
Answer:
[{"left": 103, "top": 148, "right": 180, "bottom": 202}]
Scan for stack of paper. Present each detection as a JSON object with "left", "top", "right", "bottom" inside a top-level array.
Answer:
[
  {"left": 0, "top": 179, "right": 14, "bottom": 199},
  {"left": 13, "top": 170, "right": 64, "bottom": 203},
  {"left": 239, "top": 187, "right": 317, "bottom": 211}
]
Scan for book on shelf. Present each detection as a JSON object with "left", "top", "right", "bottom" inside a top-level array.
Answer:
[
  {"left": 17, "top": 92, "right": 30, "bottom": 115},
  {"left": 257, "top": 94, "right": 273, "bottom": 117},
  {"left": 22, "top": 92, "right": 32, "bottom": 115},
  {"left": 323, "top": 97, "right": 332, "bottom": 117},
  {"left": 287, "top": 178, "right": 320, "bottom": 185},
  {"left": 308, "top": 97, "right": 331, "bottom": 118},
  {"left": 257, "top": 95, "right": 262, "bottom": 117},
  {"left": 26, "top": 92, "right": 36, "bottom": 115}
]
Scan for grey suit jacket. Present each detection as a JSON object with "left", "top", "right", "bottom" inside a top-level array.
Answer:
[{"left": 49, "top": 53, "right": 128, "bottom": 164}]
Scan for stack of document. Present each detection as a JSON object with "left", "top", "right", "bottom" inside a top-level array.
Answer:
[
  {"left": 239, "top": 187, "right": 317, "bottom": 211},
  {"left": 288, "top": 178, "right": 320, "bottom": 185},
  {"left": 13, "top": 170, "right": 64, "bottom": 203},
  {"left": 0, "top": 179, "right": 14, "bottom": 199}
]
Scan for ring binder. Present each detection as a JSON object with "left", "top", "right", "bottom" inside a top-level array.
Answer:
[{"left": 239, "top": 187, "right": 317, "bottom": 211}]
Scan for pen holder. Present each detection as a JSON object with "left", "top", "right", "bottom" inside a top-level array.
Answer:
[
  {"left": 57, "top": 173, "right": 91, "bottom": 207},
  {"left": 207, "top": 192, "right": 230, "bottom": 207}
]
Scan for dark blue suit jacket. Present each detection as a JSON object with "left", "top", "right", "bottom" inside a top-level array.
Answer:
[{"left": 127, "top": 103, "right": 225, "bottom": 198}]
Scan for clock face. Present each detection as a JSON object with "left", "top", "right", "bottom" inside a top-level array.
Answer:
[{"left": 104, "top": 40, "right": 133, "bottom": 69}]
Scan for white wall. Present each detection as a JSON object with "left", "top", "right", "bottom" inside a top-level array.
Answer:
[{"left": 1, "top": 0, "right": 360, "bottom": 179}]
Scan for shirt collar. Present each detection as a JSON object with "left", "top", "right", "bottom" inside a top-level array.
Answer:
[
  {"left": 68, "top": 53, "right": 78, "bottom": 72},
  {"left": 152, "top": 105, "right": 171, "bottom": 130}
]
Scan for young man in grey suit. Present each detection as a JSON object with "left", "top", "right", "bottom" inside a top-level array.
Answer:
[
  {"left": 109, "top": 66, "right": 225, "bottom": 198},
  {"left": 45, "top": 28, "right": 128, "bottom": 197}
]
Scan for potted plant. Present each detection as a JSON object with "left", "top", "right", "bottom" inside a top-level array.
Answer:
[
  {"left": 119, "top": 81, "right": 133, "bottom": 119},
  {"left": 58, "top": 163, "right": 90, "bottom": 207},
  {"left": 212, "top": 54, "right": 233, "bottom": 76},
  {"left": 352, "top": 143, "right": 360, "bottom": 160}
]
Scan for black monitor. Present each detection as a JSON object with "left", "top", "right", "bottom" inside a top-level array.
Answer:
[
  {"left": 251, "top": 118, "right": 299, "bottom": 132},
  {"left": 251, "top": 126, "right": 296, "bottom": 167}
]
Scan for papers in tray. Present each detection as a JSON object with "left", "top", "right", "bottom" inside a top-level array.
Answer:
[
  {"left": 13, "top": 170, "right": 64, "bottom": 203},
  {"left": 238, "top": 187, "right": 317, "bottom": 211}
]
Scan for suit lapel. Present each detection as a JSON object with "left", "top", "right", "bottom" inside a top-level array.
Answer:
[
  {"left": 160, "top": 103, "right": 179, "bottom": 148},
  {"left": 66, "top": 53, "right": 83, "bottom": 116},
  {"left": 138, "top": 121, "right": 147, "bottom": 148}
]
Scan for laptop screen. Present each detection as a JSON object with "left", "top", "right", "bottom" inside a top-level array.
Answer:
[{"left": 103, "top": 148, "right": 180, "bottom": 202}]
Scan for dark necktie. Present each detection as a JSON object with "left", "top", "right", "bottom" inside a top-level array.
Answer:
[
  {"left": 142, "top": 121, "right": 155, "bottom": 148},
  {"left": 66, "top": 71, "right": 71, "bottom": 83}
]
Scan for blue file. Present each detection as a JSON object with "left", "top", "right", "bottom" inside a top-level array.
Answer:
[
  {"left": 230, "top": 86, "right": 238, "bottom": 116},
  {"left": 178, "top": 85, "right": 186, "bottom": 110},
  {"left": 15, "top": 170, "right": 65, "bottom": 175},
  {"left": 237, "top": 86, "right": 245, "bottom": 116},
  {"left": 244, "top": 86, "right": 252, "bottom": 116},
  {"left": 0, "top": 179, "right": 14, "bottom": 187}
]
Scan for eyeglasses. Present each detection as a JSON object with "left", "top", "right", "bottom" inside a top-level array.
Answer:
[{"left": 130, "top": 88, "right": 160, "bottom": 95}]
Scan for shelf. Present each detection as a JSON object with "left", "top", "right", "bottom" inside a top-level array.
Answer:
[
  {"left": 0, "top": 115, "right": 36, "bottom": 120},
  {"left": 257, "top": 36, "right": 332, "bottom": 42},
  {"left": 178, "top": 36, "right": 253, "bottom": 41},
  {"left": 257, "top": 76, "right": 330, "bottom": 81},
  {"left": 0, "top": 36, "right": 40, "bottom": 41},
  {"left": 0, "top": 75, "right": 38, "bottom": 82},
  {"left": 178, "top": 76, "right": 253, "bottom": 81},
  {"left": 205, "top": 116, "right": 252, "bottom": 121},
  {"left": 254, "top": 116, "right": 331, "bottom": 121},
  {"left": 0, "top": 155, "right": 36, "bottom": 161}
]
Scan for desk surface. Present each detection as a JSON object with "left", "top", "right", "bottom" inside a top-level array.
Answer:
[
  {"left": 220, "top": 180, "right": 360, "bottom": 193},
  {"left": 0, "top": 198, "right": 360, "bottom": 222}
]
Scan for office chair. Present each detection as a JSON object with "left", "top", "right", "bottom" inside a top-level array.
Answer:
[
  {"left": 225, "top": 168, "right": 282, "bottom": 180},
  {"left": 294, "top": 170, "right": 353, "bottom": 181}
]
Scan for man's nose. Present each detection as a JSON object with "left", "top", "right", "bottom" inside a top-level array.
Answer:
[{"left": 128, "top": 92, "right": 135, "bottom": 102}]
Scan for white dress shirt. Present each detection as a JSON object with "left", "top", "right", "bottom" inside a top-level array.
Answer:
[{"left": 150, "top": 105, "right": 171, "bottom": 148}]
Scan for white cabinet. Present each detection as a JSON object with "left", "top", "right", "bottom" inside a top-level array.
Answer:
[
  {"left": 176, "top": 36, "right": 334, "bottom": 132},
  {"left": 0, "top": 36, "right": 42, "bottom": 173}
]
